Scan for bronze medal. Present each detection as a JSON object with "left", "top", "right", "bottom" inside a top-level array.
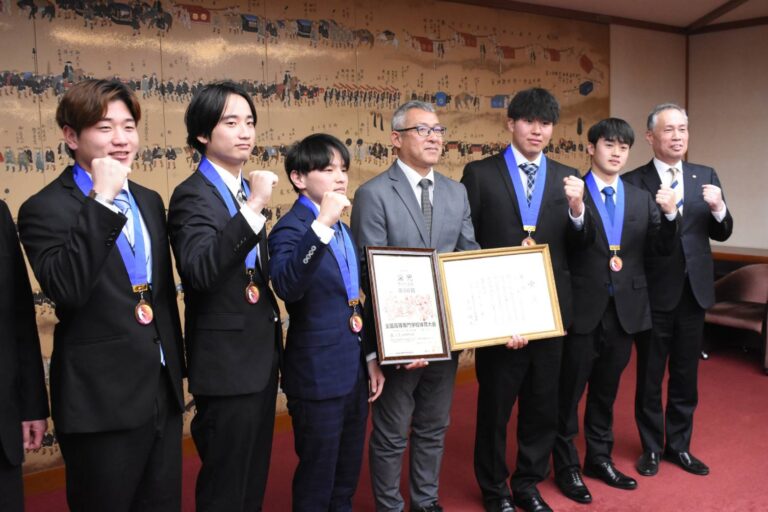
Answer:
[
  {"left": 135, "top": 299, "right": 154, "bottom": 325},
  {"left": 521, "top": 236, "right": 536, "bottom": 247},
  {"left": 609, "top": 255, "right": 623, "bottom": 272},
  {"left": 245, "top": 283, "right": 260, "bottom": 304},
  {"left": 349, "top": 313, "right": 363, "bottom": 333}
]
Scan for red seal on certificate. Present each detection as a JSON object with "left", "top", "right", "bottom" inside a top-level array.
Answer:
[
  {"left": 609, "top": 255, "right": 623, "bottom": 272},
  {"left": 245, "top": 283, "right": 260, "bottom": 304},
  {"left": 521, "top": 236, "right": 536, "bottom": 247},
  {"left": 349, "top": 313, "right": 363, "bottom": 333},
  {"left": 135, "top": 299, "right": 154, "bottom": 325}
]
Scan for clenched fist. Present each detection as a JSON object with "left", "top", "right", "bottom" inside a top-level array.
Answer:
[
  {"left": 563, "top": 175, "right": 585, "bottom": 216},
  {"left": 91, "top": 156, "right": 131, "bottom": 200},
  {"left": 317, "top": 191, "right": 351, "bottom": 228},
  {"left": 656, "top": 184, "right": 677, "bottom": 215},
  {"left": 245, "top": 170, "right": 279, "bottom": 213},
  {"left": 702, "top": 184, "right": 724, "bottom": 212}
]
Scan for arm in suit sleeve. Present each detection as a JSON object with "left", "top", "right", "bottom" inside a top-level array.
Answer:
[
  {"left": 351, "top": 185, "right": 390, "bottom": 358},
  {"left": 1, "top": 202, "right": 48, "bottom": 421},
  {"left": 456, "top": 184, "right": 480, "bottom": 251},
  {"left": 460, "top": 162, "right": 483, "bottom": 240},
  {"left": 168, "top": 184, "right": 262, "bottom": 292},
  {"left": 268, "top": 217, "right": 329, "bottom": 303},
  {"left": 644, "top": 191, "right": 679, "bottom": 257},
  {"left": 708, "top": 169, "right": 733, "bottom": 242},
  {"left": 18, "top": 195, "right": 126, "bottom": 310}
]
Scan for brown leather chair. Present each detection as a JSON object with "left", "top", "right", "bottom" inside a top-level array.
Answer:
[{"left": 704, "top": 263, "right": 768, "bottom": 374}]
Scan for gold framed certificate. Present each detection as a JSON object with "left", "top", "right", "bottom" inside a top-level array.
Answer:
[
  {"left": 365, "top": 247, "right": 452, "bottom": 365},
  {"left": 437, "top": 245, "right": 564, "bottom": 350}
]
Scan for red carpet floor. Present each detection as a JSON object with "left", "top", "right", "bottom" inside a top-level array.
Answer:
[{"left": 26, "top": 346, "right": 768, "bottom": 511}]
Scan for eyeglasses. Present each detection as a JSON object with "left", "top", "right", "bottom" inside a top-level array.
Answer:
[{"left": 395, "top": 125, "right": 448, "bottom": 137}]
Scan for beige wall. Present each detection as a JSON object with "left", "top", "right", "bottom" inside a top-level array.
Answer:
[
  {"left": 688, "top": 26, "right": 768, "bottom": 249},
  {"left": 610, "top": 23, "right": 767, "bottom": 249},
  {"left": 609, "top": 25, "right": 686, "bottom": 172}
]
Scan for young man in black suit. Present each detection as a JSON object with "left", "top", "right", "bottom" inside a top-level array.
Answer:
[
  {"left": 0, "top": 199, "right": 48, "bottom": 512},
  {"left": 461, "top": 88, "right": 593, "bottom": 512},
  {"left": 168, "top": 81, "right": 282, "bottom": 511},
  {"left": 623, "top": 104, "right": 733, "bottom": 478},
  {"left": 553, "top": 118, "right": 678, "bottom": 504},
  {"left": 18, "top": 79, "right": 186, "bottom": 511}
]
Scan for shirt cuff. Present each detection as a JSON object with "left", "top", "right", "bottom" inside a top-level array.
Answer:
[
  {"left": 94, "top": 194, "right": 120, "bottom": 214},
  {"left": 712, "top": 204, "right": 727, "bottom": 223},
  {"left": 665, "top": 211, "right": 678, "bottom": 221},
  {"left": 311, "top": 220, "right": 335, "bottom": 244},
  {"left": 366, "top": 352, "right": 378, "bottom": 362},
  {"left": 239, "top": 205, "right": 266, "bottom": 235},
  {"left": 569, "top": 208, "right": 585, "bottom": 229}
]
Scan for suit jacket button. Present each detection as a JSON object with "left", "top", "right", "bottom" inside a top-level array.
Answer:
[{"left": 273, "top": 316, "right": 279, "bottom": 323}]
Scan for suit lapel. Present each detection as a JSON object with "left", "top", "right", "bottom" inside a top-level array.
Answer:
[
  {"left": 388, "top": 163, "right": 429, "bottom": 246},
  {"left": 494, "top": 153, "right": 523, "bottom": 221},
  {"left": 586, "top": 188, "right": 610, "bottom": 249},
  {"left": 681, "top": 161, "right": 699, "bottom": 213},
  {"left": 61, "top": 166, "right": 86, "bottom": 205},
  {"left": 430, "top": 173, "right": 447, "bottom": 247},
  {"left": 638, "top": 161, "right": 662, "bottom": 195}
]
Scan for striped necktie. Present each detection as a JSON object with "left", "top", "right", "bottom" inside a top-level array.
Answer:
[
  {"left": 519, "top": 162, "right": 538, "bottom": 205},
  {"left": 113, "top": 190, "right": 134, "bottom": 246},
  {"left": 667, "top": 168, "right": 683, "bottom": 212}
]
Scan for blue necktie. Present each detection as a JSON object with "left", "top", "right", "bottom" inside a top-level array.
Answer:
[
  {"left": 603, "top": 186, "right": 615, "bottom": 223},
  {"left": 519, "top": 163, "right": 538, "bottom": 205},
  {"left": 113, "top": 190, "right": 134, "bottom": 246},
  {"left": 668, "top": 168, "right": 683, "bottom": 211},
  {"left": 334, "top": 224, "right": 347, "bottom": 261}
]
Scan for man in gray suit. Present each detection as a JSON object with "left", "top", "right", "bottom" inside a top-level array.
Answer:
[{"left": 351, "top": 101, "right": 479, "bottom": 512}]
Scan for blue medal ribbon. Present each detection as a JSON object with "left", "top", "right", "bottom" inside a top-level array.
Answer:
[
  {"left": 297, "top": 195, "right": 360, "bottom": 307},
  {"left": 72, "top": 163, "right": 150, "bottom": 290},
  {"left": 197, "top": 157, "right": 258, "bottom": 269},
  {"left": 503, "top": 145, "right": 547, "bottom": 234},
  {"left": 585, "top": 171, "right": 624, "bottom": 251}
]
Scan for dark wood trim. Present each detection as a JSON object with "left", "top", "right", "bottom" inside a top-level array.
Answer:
[
  {"left": 713, "top": 247, "right": 768, "bottom": 264},
  {"left": 686, "top": 0, "right": 749, "bottom": 32},
  {"left": 444, "top": 0, "right": 685, "bottom": 34},
  {"left": 688, "top": 16, "right": 768, "bottom": 34}
]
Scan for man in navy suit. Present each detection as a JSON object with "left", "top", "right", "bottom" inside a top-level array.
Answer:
[
  {"left": 553, "top": 118, "right": 678, "bottom": 504},
  {"left": 168, "top": 81, "right": 282, "bottom": 511},
  {"left": 623, "top": 104, "right": 733, "bottom": 478},
  {"left": 18, "top": 79, "right": 186, "bottom": 511},
  {"left": 268, "top": 133, "right": 384, "bottom": 511},
  {"left": 0, "top": 199, "right": 48, "bottom": 512},
  {"left": 461, "top": 88, "right": 593, "bottom": 512}
]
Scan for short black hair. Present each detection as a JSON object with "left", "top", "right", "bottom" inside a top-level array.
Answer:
[
  {"left": 285, "top": 133, "right": 350, "bottom": 193},
  {"left": 507, "top": 87, "right": 560, "bottom": 124},
  {"left": 185, "top": 80, "right": 257, "bottom": 155},
  {"left": 587, "top": 117, "right": 635, "bottom": 147}
]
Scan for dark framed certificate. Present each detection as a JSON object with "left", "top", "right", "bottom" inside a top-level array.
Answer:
[
  {"left": 365, "top": 247, "right": 452, "bottom": 365},
  {"left": 437, "top": 245, "right": 564, "bottom": 350}
]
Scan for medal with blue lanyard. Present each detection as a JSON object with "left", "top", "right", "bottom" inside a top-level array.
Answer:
[
  {"left": 72, "top": 163, "right": 154, "bottom": 325},
  {"left": 503, "top": 145, "right": 547, "bottom": 246},
  {"left": 585, "top": 171, "right": 625, "bottom": 272},
  {"left": 197, "top": 157, "right": 261, "bottom": 303},
  {"left": 298, "top": 195, "right": 363, "bottom": 333}
]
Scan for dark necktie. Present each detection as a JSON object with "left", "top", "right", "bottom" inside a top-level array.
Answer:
[
  {"left": 519, "top": 162, "right": 538, "bottom": 205},
  {"left": 236, "top": 186, "right": 247, "bottom": 206},
  {"left": 603, "top": 186, "right": 615, "bottom": 223},
  {"left": 418, "top": 178, "right": 432, "bottom": 238}
]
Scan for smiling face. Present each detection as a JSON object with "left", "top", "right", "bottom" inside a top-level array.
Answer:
[
  {"left": 290, "top": 147, "right": 348, "bottom": 205},
  {"left": 391, "top": 108, "right": 443, "bottom": 175},
  {"left": 63, "top": 100, "right": 138, "bottom": 171},
  {"left": 646, "top": 108, "right": 688, "bottom": 165},
  {"left": 198, "top": 93, "right": 256, "bottom": 176},
  {"left": 507, "top": 117, "right": 554, "bottom": 161},
  {"left": 588, "top": 137, "right": 630, "bottom": 182}
]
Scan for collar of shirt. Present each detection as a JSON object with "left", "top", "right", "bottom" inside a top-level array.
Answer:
[
  {"left": 510, "top": 144, "right": 543, "bottom": 168},
  {"left": 590, "top": 171, "right": 619, "bottom": 194},
  {"left": 652, "top": 157, "right": 683, "bottom": 184},
  {"left": 208, "top": 159, "right": 243, "bottom": 198},
  {"left": 397, "top": 158, "right": 435, "bottom": 203}
]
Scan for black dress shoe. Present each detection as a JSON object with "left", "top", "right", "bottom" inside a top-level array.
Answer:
[
  {"left": 584, "top": 462, "right": 638, "bottom": 490},
  {"left": 512, "top": 494, "right": 553, "bottom": 512},
  {"left": 555, "top": 468, "right": 592, "bottom": 504},
  {"left": 636, "top": 451, "right": 660, "bottom": 476},
  {"left": 663, "top": 450, "right": 710, "bottom": 475},
  {"left": 411, "top": 501, "right": 443, "bottom": 512},
  {"left": 483, "top": 497, "right": 515, "bottom": 512}
]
